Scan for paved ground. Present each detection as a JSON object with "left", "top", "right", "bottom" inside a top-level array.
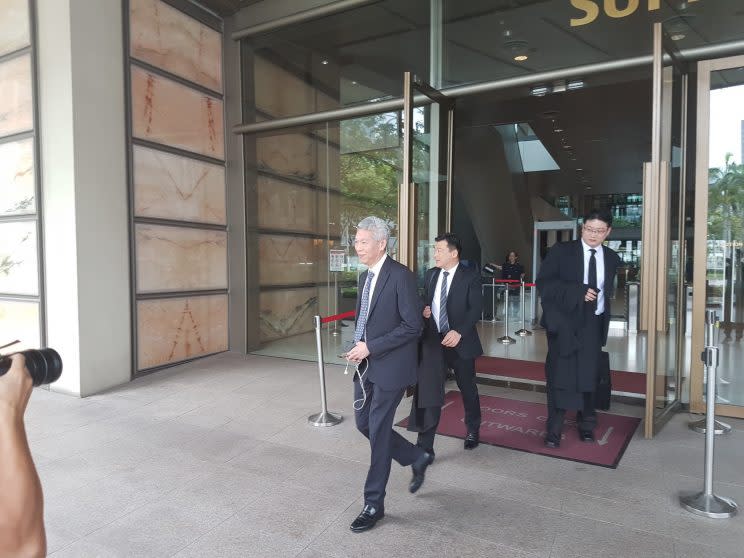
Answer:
[{"left": 25, "top": 352, "right": 744, "bottom": 557}]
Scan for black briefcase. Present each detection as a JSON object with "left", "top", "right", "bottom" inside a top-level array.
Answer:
[{"left": 595, "top": 350, "right": 611, "bottom": 411}]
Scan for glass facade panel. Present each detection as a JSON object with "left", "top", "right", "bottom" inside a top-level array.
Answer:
[
  {"left": 0, "top": 0, "right": 30, "bottom": 57},
  {"left": 0, "top": 137, "right": 35, "bottom": 215},
  {"left": 0, "top": 299, "right": 39, "bottom": 351},
  {"left": 705, "top": 69, "right": 744, "bottom": 406},
  {"left": 0, "top": 220, "right": 38, "bottom": 296},
  {"left": 247, "top": 0, "right": 430, "bottom": 121},
  {"left": 0, "top": 53, "right": 33, "bottom": 138}
]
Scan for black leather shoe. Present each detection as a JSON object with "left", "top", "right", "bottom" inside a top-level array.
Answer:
[
  {"left": 409, "top": 451, "right": 434, "bottom": 493},
  {"left": 415, "top": 444, "right": 435, "bottom": 464},
  {"left": 544, "top": 433, "right": 561, "bottom": 448},
  {"left": 579, "top": 429, "right": 595, "bottom": 443},
  {"left": 464, "top": 432, "right": 480, "bottom": 450},
  {"left": 350, "top": 504, "right": 384, "bottom": 532}
]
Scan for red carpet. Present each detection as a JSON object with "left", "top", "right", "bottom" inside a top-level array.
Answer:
[
  {"left": 398, "top": 391, "right": 640, "bottom": 468},
  {"left": 475, "top": 356, "right": 645, "bottom": 395}
]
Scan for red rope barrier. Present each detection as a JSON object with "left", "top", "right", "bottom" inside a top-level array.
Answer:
[
  {"left": 320, "top": 310, "right": 356, "bottom": 324},
  {"left": 524, "top": 282, "right": 536, "bottom": 287},
  {"left": 494, "top": 279, "right": 520, "bottom": 284}
]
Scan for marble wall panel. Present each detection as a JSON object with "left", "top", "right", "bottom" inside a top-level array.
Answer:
[
  {"left": 133, "top": 145, "right": 225, "bottom": 224},
  {"left": 131, "top": 66, "right": 224, "bottom": 159},
  {"left": 257, "top": 175, "right": 321, "bottom": 234},
  {"left": 256, "top": 131, "right": 316, "bottom": 180},
  {"left": 0, "top": 300, "right": 39, "bottom": 351},
  {"left": 0, "top": 53, "right": 33, "bottom": 138},
  {"left": 259, "top": 234, "right": 322, "bottom": 286},
  {"left": 137, "top": 294, "right": 227, "bottom": 369},
  {"left": 259, "top": 287, "right": 317, "bottom": 341},
  {"left": 0, "top": 0, "right": 30, "bottom": 57},
  {"left": 0, "top": 137, "right": 34, "bottom": 215},
  {"left": 129, "top": 0, "right": 222, "bottom": 93},
  {"left": 0, "top": 220, "right": 38, "bottom": 296},
  {"left": 136, "top": 224, "right": 227, "bottom": 293}
]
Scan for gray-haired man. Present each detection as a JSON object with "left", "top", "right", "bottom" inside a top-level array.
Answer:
[{"left": 344, "top": 216, "right": 432, "bottom": 532}]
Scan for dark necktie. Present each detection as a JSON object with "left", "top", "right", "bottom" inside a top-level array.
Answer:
[
  {"left": 354, "top": 271, "right": 374, "bottom": 342},
  {"left": 439, "top": 271, "right": 450, "bottom": 333},
  {"left": 588, "top": 249, "right": 597, "bottom": 289}
]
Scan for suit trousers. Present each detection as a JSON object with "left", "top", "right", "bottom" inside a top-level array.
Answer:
[
  {"left": 354, "top": 378, "right": 423, "bottom": 509},
  {"left": 444, "top": 348, "right": 482, "bottom": 434},
  {"left": 415, "top": 406, "right": 442, "bottom": 453}
]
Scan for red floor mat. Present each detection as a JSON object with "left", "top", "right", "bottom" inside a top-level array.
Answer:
[
  {"left": 397, "top": 391, "right": 641, "bottom": 468},
  {"left": 475, "top": 356, "right": 646, "bottom": 395}
]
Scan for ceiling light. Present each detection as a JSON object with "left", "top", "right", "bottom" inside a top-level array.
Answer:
[
  {"left": 562, "top": 144, "right": 573, "bottom": 150},
  {"left": 567, "top": 79, "right": 585, "bottom": 90},
  {"left": 670, "top": 33, "right": 686, "bottom": 41},
  {"left": 514, "top": 54, "right": 528, "bottom": 62},
  {"left": 585, "top": 186, "right": 592, "bottom": 190},
  {"left": 576, "top": 168, "right": 583, "bottom": 172},
  {"left": 351, "top": 81, "right": 357, "bottom": 85},
  {"left": 530, "top": 85, "right": 549, "bottom": 97},
  {"left": 553, "top": 127, "right": 564, "bottom": 133},
  {"left": 321, "top": 60, "right": 329, "bottom": 65}
]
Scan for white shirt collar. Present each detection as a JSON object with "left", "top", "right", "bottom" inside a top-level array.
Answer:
[
  {"left": 368, "top": 253, "right": 387, "bottom": 276},
  {"left": 581, "top": 239, "right": 603, "bottom": 254}
]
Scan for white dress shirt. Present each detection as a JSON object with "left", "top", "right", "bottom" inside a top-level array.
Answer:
[
  {"left": 431, "top": 263, "right": 458, "bottom": 331},
  {"left": 581, "top": 240, "right": 605, "bottom": 315},
  {"left": 365, "top": 253, "right": 387, "bottom": 302}
]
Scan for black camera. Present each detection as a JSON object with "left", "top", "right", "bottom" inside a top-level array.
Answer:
[{"left": 0, "top": 348, "right": 63, "bottom": 387}]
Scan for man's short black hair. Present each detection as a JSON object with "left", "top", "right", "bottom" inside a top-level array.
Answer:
[
  {"left": 583, "top": 208, "right": 613, "bottom": 227},
  {"left": 435, "top": 232, "right": 462, "bottom": 258}
]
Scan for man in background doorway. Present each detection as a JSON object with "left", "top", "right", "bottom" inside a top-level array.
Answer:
[
  {"left": 537, "top": 209, "right": 621, "bottom": 448},
  {"left": 419, "top": 233, "right": 484, "bottom": 452}
]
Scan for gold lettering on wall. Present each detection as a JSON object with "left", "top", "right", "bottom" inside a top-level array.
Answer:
[
  {"left": 570, "top": 0, "right": 699, "bottom": 27},
  {"left": 570, "top": 0, "right": 600, "bottom": 26},
  {"left": 604, "top": 0, "right": 639, "bottom": 19}
]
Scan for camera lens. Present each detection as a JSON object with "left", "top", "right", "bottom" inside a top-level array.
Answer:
[{"left": 0, "top": 348, "right": 63, "bottom": 386}]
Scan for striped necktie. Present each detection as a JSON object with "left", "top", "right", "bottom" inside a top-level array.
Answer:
[
  {"left": 354, "top": 271, "right": 374, "bottom": 342},
  {"left": 439, "top": 271, "right": 450, "bottom": 333}
]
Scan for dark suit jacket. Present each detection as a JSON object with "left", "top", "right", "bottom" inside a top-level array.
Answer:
[
  {"left": 355, "top": 256, "right": 423, "bottom": 392},
  {"left": 423, "top": 264, "right": 484, "bottom": 360},
  {"left": 537, "top": 240, "right": 622, "bottom": 348}
]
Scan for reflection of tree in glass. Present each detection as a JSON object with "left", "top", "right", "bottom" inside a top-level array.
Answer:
[
  {"left": 5, "top": 196, "right": 35, "bottom": 214},
  {"left": 0, "top": 232, "right": 30, "bottom": 276},
  {"left": 708, "top": 153, "right": 744, "bottom": 241}
]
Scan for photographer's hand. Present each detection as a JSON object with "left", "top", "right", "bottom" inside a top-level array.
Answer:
[
  {"left": 0, "top": 352, "right": 46, "bottom": 558},
  {"left": 0, "top": 353, "right": 33, "bottom": 418}
]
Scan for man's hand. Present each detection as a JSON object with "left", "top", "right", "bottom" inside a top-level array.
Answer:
[
  {"left": 584, "top": 288, "right": 598, "bottom": 302},
  {"left": 441, "top": 330, "right": 462, "bottom": 348},
  {"left": 423, "top": 305, "right": 432, "bottom": 318},
  {"left": 346, "top": 341, "right": 370, "bottom": 363},
  {"left": 0, "top": 353, "right": 32, "bottom": 420}
]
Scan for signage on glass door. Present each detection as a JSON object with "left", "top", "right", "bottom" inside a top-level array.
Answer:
[{"left": 570, "top": 0, "right": 700, "bottom": 27}]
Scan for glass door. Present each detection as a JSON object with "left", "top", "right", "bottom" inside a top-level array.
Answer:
[
  {"left": 400, "top": 71, "right": 453, "bottom": 281},
  {"left": 643, "top": 23, "right": 688, "bottom": 437},
  {"left": 690, "top": 54, "right": 744, "bottom": 418}
]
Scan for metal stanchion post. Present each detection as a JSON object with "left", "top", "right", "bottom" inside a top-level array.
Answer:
[
  {"left": 530, "top": 283, "right": 536, "bottom": 325},
  {"left": 497, "top": 284, "right": 516, "bottom": 345},
  {"left": 688, "top": 310, "right": 732, "bottom": 435},
  {"left": 680, "top": 310, "right": 737, "bottom": 518},
  {"left": 491, "top": 279, "right": 498, "bottom": 323},
  {"left": 308, "top": 315, "right": 342, "bottom": 427},
  {"left": 515, "top": 280, "right": 532, "bottom": 337}
]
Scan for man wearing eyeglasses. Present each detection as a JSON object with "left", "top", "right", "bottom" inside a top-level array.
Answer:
[{"left": 536, "top": 209, "right": 621, "bottom": 448}]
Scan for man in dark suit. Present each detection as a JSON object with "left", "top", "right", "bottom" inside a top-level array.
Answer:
[
  {"left": 415, "top": 233, "right": 484, "bottom": 453},
  {"left": 537, "top": 209, "right": 622, "bottom": 448},
  {"left": 345, "top": 216, "right": 432, "bottom": 533}
]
